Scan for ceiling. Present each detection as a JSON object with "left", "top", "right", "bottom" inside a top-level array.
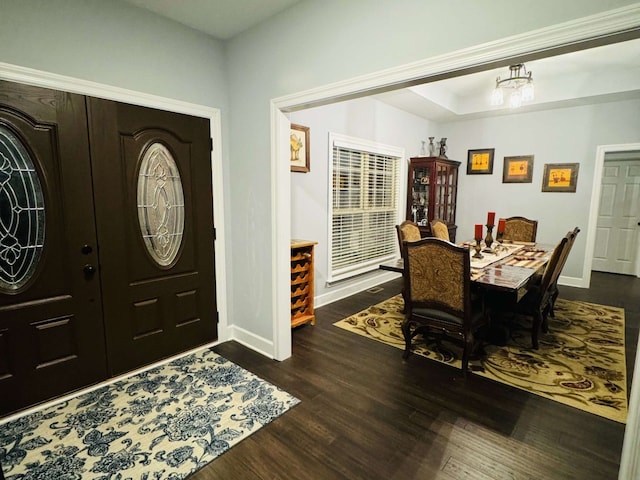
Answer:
[
  {"left": 120, "top": 0, "right": 301, "bottom": 40},
  {"left": 373, "top": 38, "right": 640, "bottom": 122},
  {"left": 119, "top": 0, "right": 640, "bottom": 120}
]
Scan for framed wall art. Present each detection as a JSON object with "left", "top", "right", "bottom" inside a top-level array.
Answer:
[
  {"left": 503, "top": 155, "right": 534, "bottom": 183},
  {"left": 542, "top": 163, "right": 579, "bottom": 192},
  {"left": 290, "top": 123, "right": 310, "bottom": 173},
  {"left": 467, "top": 148, "right": 495, "bottom": 174}
]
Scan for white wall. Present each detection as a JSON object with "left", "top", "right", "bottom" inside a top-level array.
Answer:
[
  {"left": 0, "top": 0, "right": 228, "bottom": 108},
  {"left": 2, "top": 0, "right": 638, "bottom": 351},
  {"left": 226, "top": 0, "right": 640, "bottom": 345},
  {"left": 0, "top": 0, "right": 236, "bottom": 326},
  {"left": 447, "top": 99, "right": 640, "bottom": 280},
  {"left": 290, "top": 95, "right": 640, "bottom": 296},
  {"left": 290, "top": 97, "right": 438, "bottom": 303}
]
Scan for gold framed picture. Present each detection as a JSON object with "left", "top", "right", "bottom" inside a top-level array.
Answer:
[
  {"left": 542, "top": 163, "right": 579, "bottom": 192},
  {"left": 290, "top": 124, "right": 310, "bottom": 173},
  {"left": 503, "top": 155, "right": 534, "bottom": 183},
  {"left": 467, "top": 148, "right": 495, "bottom": 175}
]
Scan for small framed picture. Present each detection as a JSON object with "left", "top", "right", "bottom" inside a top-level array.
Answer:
[
  {"left": 290, "top": 124, "right": 310, "bottom": 173},
  {"left": 467, "top": 148, "right": 494, "bottom": 175},
  {"left": 503, "top": 155, "right": 534, "bottom": 183},
  {"left": 542, "top": 163, "right": 579, "bottom": 192}
]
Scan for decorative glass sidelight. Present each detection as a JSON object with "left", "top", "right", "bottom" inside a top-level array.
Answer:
[
  {"left": 137, "top": 142, "right": 185, "bottom": 267},
  {"left": 0, "top": 126, "right": 46, "bottom": 291}
]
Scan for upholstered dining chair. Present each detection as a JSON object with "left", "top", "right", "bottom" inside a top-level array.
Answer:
[
  {"left": 395, "top": 220, "right": 422, "bottom": 312},
  {"left": 549, "top": 227, "right": 580, "bottom": 319},
  {"left": 515, "top": 233, "right": 570, "bottom": 349},
  {"left": 503, "top": 216, "right": 538, "bottom": 243},
  {"left": 401, "top": 237, "right": 487, "bottom": 375},
  {"left": 430, "top": 219, "right": 450, "bottom": 241},
  {"left": 396, "top": 220, "right": 421, "bottom": 254}
]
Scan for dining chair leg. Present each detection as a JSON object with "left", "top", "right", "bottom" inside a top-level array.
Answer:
[
  {"left": 401, "top": 321, "right": 412, "bottom": 360},
  {"left": 541, "top": 305, "right": 551, "bottom": 333},
  {"left": 462, "top": 332, "right": 473, "bottom": 377},
  {"left": 531, "top": 311, "right": 542, "bottom": 349}
]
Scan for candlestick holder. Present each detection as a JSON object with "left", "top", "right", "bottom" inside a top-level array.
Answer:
[
  {"left": 473, "top": 239, "right": 484, "bottom": 259},
  {"left": 495, "top": 231, "right": 506, "bottom": 252},
  {"left": 483, "top": 224, "right": 494, "bottom": 253}
]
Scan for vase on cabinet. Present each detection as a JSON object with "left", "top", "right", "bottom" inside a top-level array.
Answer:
[{"left": 428, "top": 137, "right": 437, "bottom": 156}]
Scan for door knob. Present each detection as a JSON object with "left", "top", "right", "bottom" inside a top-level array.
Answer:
[
  {"left": 81, "top": 244, "right": 93, "bottom": 255},
  {"left": 83, "top": 264, "right": 97, "bottom": 276}
]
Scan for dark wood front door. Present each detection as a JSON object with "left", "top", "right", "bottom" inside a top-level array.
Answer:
[
  {"left": 0, "top": 80, "right": 217, "bottom": 415},
  {"left": 0, "top": 81, "right": 108, "bottom": 414},
  {"left": 88, "top": 99, "right": 217, "bottom": 375}
]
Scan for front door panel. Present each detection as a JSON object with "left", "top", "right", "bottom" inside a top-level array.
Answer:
[
  {"left": 0, "top": 81, "right": 107, "bottom": 415},
  {"left": 88, "top": 99, "right": 217, "bottom": 375}
]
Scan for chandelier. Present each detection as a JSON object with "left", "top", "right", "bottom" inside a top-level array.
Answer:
[{"left": 490, "top": 63, "right": 535, "bottom": 108}]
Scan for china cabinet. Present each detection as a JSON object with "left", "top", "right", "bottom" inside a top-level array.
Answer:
[
  {"left": 406, "top": 156, "right": 460, "bottom": 241},
  {"left": 290, "top": 240, "right": 317, "bottom": 328}
]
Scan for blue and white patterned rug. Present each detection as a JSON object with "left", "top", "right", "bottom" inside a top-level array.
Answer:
[{"left": 0, "top": 348, "right": 300, "bottom": 479}]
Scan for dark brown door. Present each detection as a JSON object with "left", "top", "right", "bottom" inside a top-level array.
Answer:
[
  {"left": 0, "top": 81, "right": 108, "bottom": 415},
  {"left": 88, "top": 99, "right": 217, "bottom": 375}
]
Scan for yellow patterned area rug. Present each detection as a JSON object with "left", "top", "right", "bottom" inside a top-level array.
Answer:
[{"left": 334, "top": 295, "right": 627, "bottom": 423}]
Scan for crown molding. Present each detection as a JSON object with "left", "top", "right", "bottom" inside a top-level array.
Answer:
[{"left": 274, "top": 4, "right": 640, "bottom": 111}]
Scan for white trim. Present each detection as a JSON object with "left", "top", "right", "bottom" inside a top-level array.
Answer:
[
  {"left": 315, "top": 271, "right": 401, "bottom": 308},
  {"left": 269, "top": 6, "right": 640, "bottom": 476},
  {"left": 228, "top": 325, "right": 275, "bottom": 360},
  {"left": 271, "top": 104, "right": 292, "bottom": 361},
  {"left": 0, "top": 341, "right": 219, "bottom": 425},
  {"left": 273, "top": 3, "right": 640, "bottom": 360},
  {"left": 331, "top": 132, "right": 407, "bottom": 158},
  {"left": 275, "top": 5, "right": 640, "bottom": 112},
  {"left": 556, "top": 275, "right": 584, "bottom": 289},
  {"left": 620, "top": 329, "right": 640, "bottom": 480},
  {"left": 0, "top": 62, "right": 230, "bottom": 344}
]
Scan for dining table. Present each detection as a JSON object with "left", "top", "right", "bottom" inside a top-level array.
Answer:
[{"left": 379, "top": 240, "right": 553, "bottom": 302}]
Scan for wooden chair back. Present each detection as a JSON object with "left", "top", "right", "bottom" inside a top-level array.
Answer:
[
  {"left": 503, "top": 216, "right": 538, "bottom": 242},
  {"left": 538, "top": 235, "right": 570, "bottom": 304}
]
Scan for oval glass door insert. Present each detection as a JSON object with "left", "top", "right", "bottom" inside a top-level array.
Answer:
[
  {"left": 0, "top": 126, "right": 46, "bottom": 291},
  {"left": 137, "top": 142, "right": 185, "bottom": 267}
]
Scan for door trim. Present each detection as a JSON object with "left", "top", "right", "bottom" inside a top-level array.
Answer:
[
  {"left": 585, "top": 143, "right": 640, "bottom": 286},
  {"left": 0, "top": 61, "right": 229, "bottom": 345},
  {"left": 270, "top": 5, "right": 640, "bottom": 478},
  {"left": 271, "top": 4, "right": 640, "bottom": 362}
]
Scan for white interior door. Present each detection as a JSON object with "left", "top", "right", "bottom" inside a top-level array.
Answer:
[{"left": 592, "top": 159, "right": 640, "bottom": 275}]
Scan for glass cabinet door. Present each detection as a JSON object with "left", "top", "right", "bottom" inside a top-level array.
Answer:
[
  {"left": 447, "top": 166, "right": 458, "bottom": 224},
  {"left": 410, "top": 165, "right": 430, "bottom": 224},
  {"left": 435, "top": 164, "right": 448, "bottom": 221}
]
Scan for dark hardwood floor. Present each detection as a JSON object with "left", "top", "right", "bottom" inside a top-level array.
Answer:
[{"left": 194, "top": 271, "right": 639, "bottom": 480}]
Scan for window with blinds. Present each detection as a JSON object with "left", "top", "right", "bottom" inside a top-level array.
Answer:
[{"left": 328, "top": 133, "right": 403, "bottom": 282}]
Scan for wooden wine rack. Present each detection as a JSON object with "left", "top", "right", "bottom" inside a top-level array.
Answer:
[{"left": 290, "top": 239, "right": 317, "bottom": 328}]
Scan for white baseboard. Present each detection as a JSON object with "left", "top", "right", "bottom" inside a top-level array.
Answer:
[
  {"left": 558, "top": 275, "right": 587, "bottom": 289},
  {"left": 227, "top": 325, "right": 275, "bottom": 359},
  {"left": 315, "top": 271, "right": 401, "bottom": 308}
]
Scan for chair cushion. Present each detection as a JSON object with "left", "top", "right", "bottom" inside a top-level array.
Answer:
[
  {"left": 412, "top": 307, "right": 463, "bottom": 326},
  {"left": 412, "top": 304, "right": 484, "bottom": 328}
]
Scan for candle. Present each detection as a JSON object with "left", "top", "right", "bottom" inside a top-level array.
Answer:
[
  {"left": 474, "top": 224, "right": 483, "bottom": 240},
  {"left": 497, "top": 218, "right": 506, "bottom": 234},
  {"left": 487, "top": 211, "right": 496, "bottom": 226}
]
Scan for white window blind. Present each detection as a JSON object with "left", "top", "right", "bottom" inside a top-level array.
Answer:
[{"left": 328, "top": 133, "right": 403, "bottom": 282}]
